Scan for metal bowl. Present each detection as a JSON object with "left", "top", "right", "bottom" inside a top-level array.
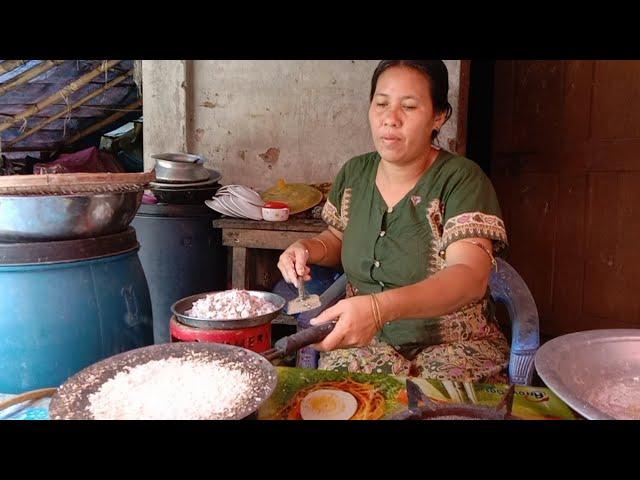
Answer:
[
  {"left": 535, "top": 329, "right": 640, "bottom": 420},
  {"left": 152, "top": 153, "right": 211, "bottom": 184},
  {"left": 0, "top": 191, "right": 143, "bottom": 242},
  {"left": 171, "top": 290, "right": 286, "bottom": 330}
]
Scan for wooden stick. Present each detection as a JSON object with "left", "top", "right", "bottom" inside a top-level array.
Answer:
[
  {"left": 0, "top": 170, "right": 155, "bottom": 188},
  {"left": 0, "top": 387, "right": 57, "bottom": 412},
  {"left": 0, "top": 60, "right": 122, "bottom": 134},
  {"left": 64, "top": 98, "right": 142, "bottom": 145},
  {"left": 6, "top": 69, "right": 133, "bottom": 147},
  {"left": 0, "top": 60, "right": 65, "bottom": 96},
  {"left": 0, "top": 60, "right": 27, "bottom": 75}
]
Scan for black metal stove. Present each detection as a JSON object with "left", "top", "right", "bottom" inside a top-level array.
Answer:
[{"left": 391, "top": 379, "right": 516, "bottom": 420}]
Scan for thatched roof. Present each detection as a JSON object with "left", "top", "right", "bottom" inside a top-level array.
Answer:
[{"left": 0, "top": 60, "right": 141, "bottom": 156}]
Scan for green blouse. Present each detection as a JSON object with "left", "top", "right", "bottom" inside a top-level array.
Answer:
[{"left": 321, "top": 150, "right": 508, "bottom": 349}]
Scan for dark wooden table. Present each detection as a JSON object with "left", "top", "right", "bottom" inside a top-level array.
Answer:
[{"left": 212, "top": 217, "right": 326, "bottom": 290}]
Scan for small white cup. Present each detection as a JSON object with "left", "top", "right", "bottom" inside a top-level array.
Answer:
[{"left": 261, "top": 202, "right": 290, "bottom": 221}]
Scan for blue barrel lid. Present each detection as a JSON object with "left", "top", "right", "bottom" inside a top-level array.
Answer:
[{"left": 0, "top": 227, "right": 139, "bottom": 265}]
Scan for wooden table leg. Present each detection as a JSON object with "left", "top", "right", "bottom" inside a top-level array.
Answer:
[{"left": 232, "top": 246, "right": 249, "bottom": 289}]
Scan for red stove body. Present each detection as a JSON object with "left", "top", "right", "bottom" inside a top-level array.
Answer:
[{"left": 169, "top": 315, "right": 271, "bottom": 353}]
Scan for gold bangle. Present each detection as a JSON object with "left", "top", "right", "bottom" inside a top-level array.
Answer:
[
  {"left": 370, "top": 294, "right": 384, "bottom": 331},
  {"left": 370, "top": 295, "right": 381, "bottom": 331},
  {"left": 368, "top": 295, "right": 375, "bottom": 329},
  {"left": 310, "top": 237, "right": 329, "bottom": 262},
  {"left": 374, "top": 295, "right": 384, "bottom": 330}
]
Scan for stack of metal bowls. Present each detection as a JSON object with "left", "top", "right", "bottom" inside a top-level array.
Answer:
[{"left": 149, "top": 153, "right": 222, "bottom": 205}]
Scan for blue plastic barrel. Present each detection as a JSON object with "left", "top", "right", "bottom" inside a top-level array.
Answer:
[{"left": 0, "top": 228, "right": 153, "bottom": 393}]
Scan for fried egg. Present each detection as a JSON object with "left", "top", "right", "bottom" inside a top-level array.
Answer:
[{"left": 299, "top": 389, "right": 358, "bottom": 420}]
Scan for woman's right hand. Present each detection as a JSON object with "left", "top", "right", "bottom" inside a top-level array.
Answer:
[{"left": 277, "top": 241, "right": 312, "bottom": 287}]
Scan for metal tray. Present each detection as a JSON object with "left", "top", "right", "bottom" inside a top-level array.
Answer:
[
  {"left": 49, "top": 342, "right": 278, "bottom": 420},
  {"left": 535, "top": 329, "right": 640, "bottom": 420}
]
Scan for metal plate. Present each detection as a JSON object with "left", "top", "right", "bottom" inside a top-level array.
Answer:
[
  {"left": 149, "top": 170, "right": 222, "bottom": 189},
  {"left": 535, "top": 329, "right": 640, "bottom": 420},
  {"left": 171, "top": 290, "right": 286, "bottom": 330},
  {"left": 260, "top": 182, "right": 323, "bottom": 214},
  {"left": 150, "top": 184, "right": 221, "bottom": 206},
  {"left": 49, "top": 342, "right": 278, "bottom": 420}
]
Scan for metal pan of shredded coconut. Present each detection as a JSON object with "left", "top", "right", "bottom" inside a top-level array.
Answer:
[
  {"left": 171, "top": 290, "right": 286, "bottom": 329},
  {"left": 49, "top": 342, "right": 278, "bottom": 420}
]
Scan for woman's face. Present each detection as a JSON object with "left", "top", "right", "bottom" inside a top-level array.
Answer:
[{"left": 369, "top": 66, "right": 445, "bottom": 165}]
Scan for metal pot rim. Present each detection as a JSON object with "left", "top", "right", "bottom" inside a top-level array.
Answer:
[{"left": 151, "top": 153, "right": 205, "bottom": 164}]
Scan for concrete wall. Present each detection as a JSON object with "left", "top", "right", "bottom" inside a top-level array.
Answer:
[
  {"left": 143, "top": 60, "right": 463, "bottom": 190},
  {"left": 142, "top": 60, "right": 189, "bottom": 154}
]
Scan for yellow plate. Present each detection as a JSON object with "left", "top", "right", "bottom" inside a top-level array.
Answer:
[{"left": 260, "top": 179, "right": 323, "bottom": 215}]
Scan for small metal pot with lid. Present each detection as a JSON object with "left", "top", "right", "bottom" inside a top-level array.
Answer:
[{"left": 152, "top": 153, "right": 211, "bottom": 184}]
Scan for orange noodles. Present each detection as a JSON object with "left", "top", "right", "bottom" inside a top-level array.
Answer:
[{"left": 272, "top": 378, "right": 386, "bottom": 420}]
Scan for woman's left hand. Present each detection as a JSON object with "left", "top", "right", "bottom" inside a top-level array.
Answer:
[{"left": 309, "top": 295, "right": 379, "bottom": 351}]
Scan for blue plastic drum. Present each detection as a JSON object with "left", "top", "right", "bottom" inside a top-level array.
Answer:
[{"left": 0, "top": 228, "right": 153, "bottom": 393}]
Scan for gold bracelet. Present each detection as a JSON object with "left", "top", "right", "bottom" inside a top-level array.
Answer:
[
  {"left": 310, "top": 237, "right": 329, "bottom": 262},
  {"left": 369, "top": 295, "right": 381, "bottom": 331},
  {"left": 459, "top": 240, "right": 498, "bottom": 271},
  {"left": 370, "top": 294, "right": 384, "bottom": 331},
  {"left": 374, "top": 296, "right": 382, "bottom": 331},
  {"left": 368, "top": 295, "right": 376, "bottom": 329}
]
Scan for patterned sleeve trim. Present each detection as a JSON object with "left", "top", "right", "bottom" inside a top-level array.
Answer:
[
  {"left": 440, "top": 212, "right": 508, "bottom": 256},
  {"left": 321, "top": 188, "right": 352, "bottom": 232}
]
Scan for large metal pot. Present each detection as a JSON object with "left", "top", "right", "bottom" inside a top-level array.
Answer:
[{"left": 0, "top": 191, "right": 143, "bottom": 242}]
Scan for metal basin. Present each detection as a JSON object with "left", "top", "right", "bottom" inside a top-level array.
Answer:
[
  {"left": 535, "top": 329, "right": 640, "bottom": 420},
  {"left": 0, "top": 191, "right": 143, "bottom": 242}
]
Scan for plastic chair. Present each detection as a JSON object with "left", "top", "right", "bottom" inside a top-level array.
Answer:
[
  {"left": 290, "top": 258, "right": 540, "bottom": 385},
  {"left": 488, "top": 257, "right": 540, "bottom": 385}
]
